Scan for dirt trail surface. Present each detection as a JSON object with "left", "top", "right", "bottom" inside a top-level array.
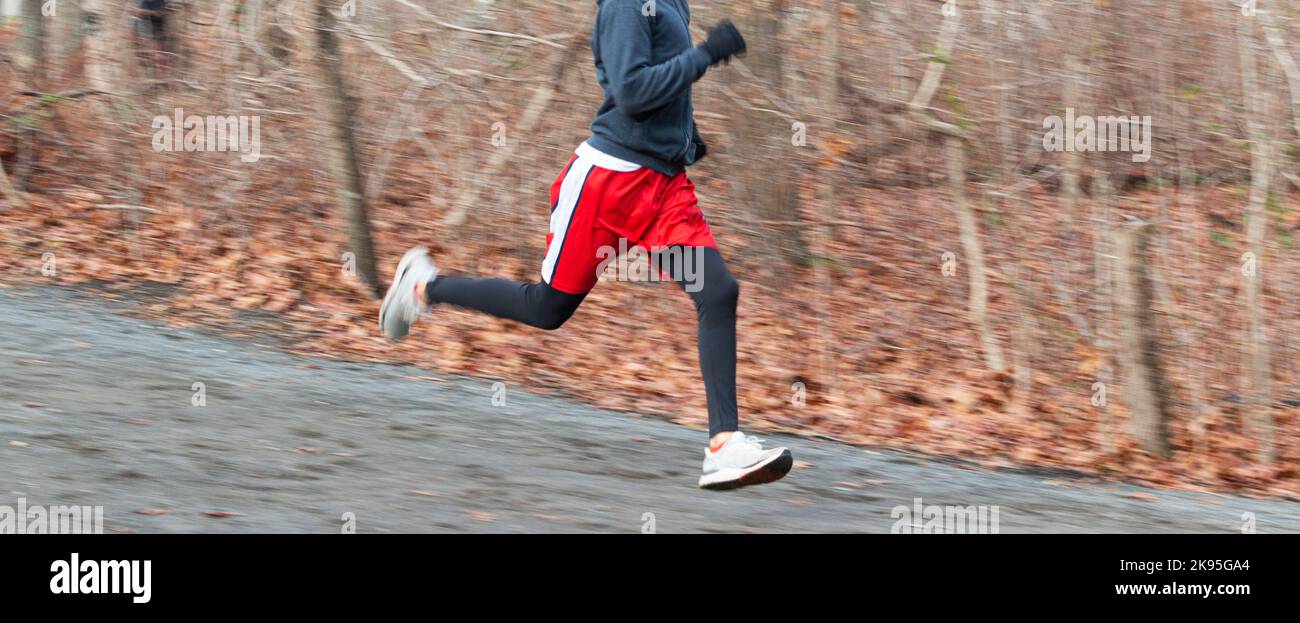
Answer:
[{"left": 2, "top": 287, "right": 1298, "bottom": 533}]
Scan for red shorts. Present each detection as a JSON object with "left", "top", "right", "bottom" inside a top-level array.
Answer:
[{"left": 541, "top": 143, "right": 717, "bottom": 294}]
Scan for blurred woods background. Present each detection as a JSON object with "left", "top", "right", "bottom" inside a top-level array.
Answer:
[{"left": 1, "top": 0, "right": 1298, "bottom": 495}]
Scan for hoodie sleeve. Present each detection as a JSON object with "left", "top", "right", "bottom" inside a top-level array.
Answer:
[{"left": 598, "top": 0, "right": 712, "bottom": 118}]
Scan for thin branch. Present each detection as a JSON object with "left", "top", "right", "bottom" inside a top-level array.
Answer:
[
  {"left": 393, "top": 0, "right": 567, "bottom": 49},
  {"left": 342, "top": 23, "right": 432, "bottom": 85},
  {"left": 0, "top": 89, "right": 117, "bottom": 118},
  {"left": 90, "top": 204, "right": 161, "bottom": 214},
  {"left": 442, "top": 31, "right": 585, "bottom": 227}
]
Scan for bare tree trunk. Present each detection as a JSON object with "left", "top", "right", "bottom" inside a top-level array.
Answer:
[
  {"left": 993, "top": 0, "right": 1019, "bottom": 183},
  {"left": 908, "top": 5, "right": 962, "bottom": 112},
  {"left": 813, "top": 0, "right": 842, "bottom": 396},
  {"left": 1239, "top": 15, "right": 1275, "bottom": 463},
  {"left": 313, "top": 0, "right": 382, "bottom": 297},
  {"left": 735, "top": 0, "right": 805, "bottom": 269},
  {"left": 1055, "top": 0, "right": 1097, "bottom": 226},
  {"left": 15, "top": 0, "right": 47, "bottom": 194},
  {"left": 1059, "top": 33, "right": 1083, "bottom": 224},
  {"left": 0, "top": 159, "right": 24, "bottom": 209},
  {"left": 910, "top": 6, "right": 1002, "bottom": 373},
  {"left": 1092, "top": 173, "right": 1116, "bottom": 453},
  {"left": 81, "top": 0, "right": 119, "bottom": 94},
  {"left": 63, "top": 0, "right": 84, "bottom": 51},
  {"left": 1260, "top": 7, "right": 1300, "bottom": 141},
  {"left": 21, "top": 0, "right": 46, "bottom": 85},
  {"left": 993, "top": 0, "right": 1033, "bottom": 400},
  {"left": 945, "top": 135, "right": 1005, "bottom": 372},
  {"left": 1115, "top": 221, "right": 1171, "bottom": 456},
  {"left": 1008, "top": 260, "right": 1038, "bottom": 410}
]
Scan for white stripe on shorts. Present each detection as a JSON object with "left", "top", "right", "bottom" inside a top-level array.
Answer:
[
  {"left": 576, "top": 141, "right": 643, "bottom": 172},
  {"left": 540, "top": 157, "right": 596, "bottom": 285}
]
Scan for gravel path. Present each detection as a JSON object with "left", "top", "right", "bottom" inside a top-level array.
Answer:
[{"left": 2, "top": 287, "right": 1297, "bottom": 533}]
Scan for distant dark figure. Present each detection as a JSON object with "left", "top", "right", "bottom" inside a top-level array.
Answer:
[
  {"left": 133, "top": 0, "right": 169, "bottom": 40},
  {"left": 132, "top": 0, "right": 173, "bottom": 87}
]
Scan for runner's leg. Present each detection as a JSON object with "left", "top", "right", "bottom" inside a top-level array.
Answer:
[
  {"left": 662, "top": 245, "right": 792, "bottom": 490},
  {"left": 655, "top": 246, "right": 739, "bottom": 439},
  {"left": 424, "top": 278, "right": 583, "bottom": 331},
  {"left": 415, "top": 152, "right": 608, "bottom": 330}
]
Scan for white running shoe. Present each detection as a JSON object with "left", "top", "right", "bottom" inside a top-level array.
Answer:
[
  {"left": 379, "top": 247, "right": 438, "bottom": 340},
  {"left": 698, "top": 432, "right": 793, "bottom": 490}
]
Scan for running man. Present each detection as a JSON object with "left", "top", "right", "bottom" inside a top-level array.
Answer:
[{"left": 380, "top": 0, "right": 793, "bottom": 490}]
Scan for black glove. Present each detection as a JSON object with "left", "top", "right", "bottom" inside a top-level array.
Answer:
[
  {"left": 692, "top": 125, "right": 709, "bottom": 162},
  {"left": 699, "top": 20, "right": 747, "bottom": 66}
]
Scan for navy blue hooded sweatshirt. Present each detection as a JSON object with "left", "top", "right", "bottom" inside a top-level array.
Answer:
[{"left": 588, "top": 0, "right": 713, "bottom": 176}]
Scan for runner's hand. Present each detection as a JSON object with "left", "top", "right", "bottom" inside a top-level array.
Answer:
[{"left": 700, "top": 20, "right": 747, "bottom": 66}]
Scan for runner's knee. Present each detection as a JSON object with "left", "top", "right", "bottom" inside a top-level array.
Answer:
[
  {"left": 534, "top": 300, "right": 578, "bottom": 330},
  {"left": 696, "top": 270, "right": 739, "bottom": 314},
  {"left": 529, "top": 283, "right": 585, "bottom": 330}
]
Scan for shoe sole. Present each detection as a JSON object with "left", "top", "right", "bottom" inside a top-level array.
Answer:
[
  {"left": 378, "top": 247, "right": 426, "bottom": 340},
  {"left": 699, "top": 449, "right": 793, "bottom": 491}
]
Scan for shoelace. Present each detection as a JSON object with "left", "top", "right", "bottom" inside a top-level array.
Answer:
[{"left": 710, "top": 434, "right": 766, "bottom": 456}]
